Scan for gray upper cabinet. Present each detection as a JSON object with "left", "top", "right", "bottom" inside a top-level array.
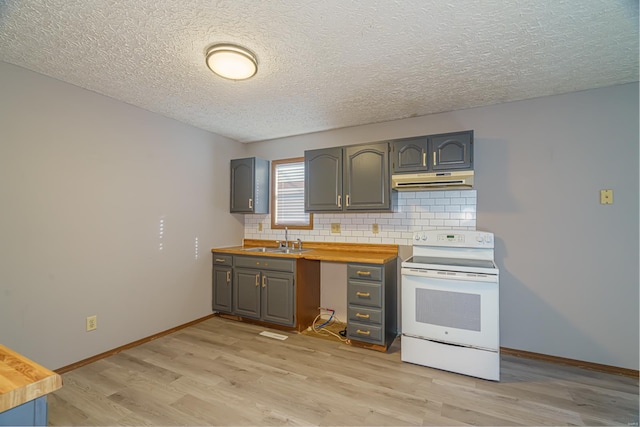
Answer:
[
  {"left": 431, "top": 131, "right": 473, "bottom": 171},
  {"left": 391, "top": 136, "right": 429, "bottom": 174},
  {"left": 391, "top": 131, "right": 473, "bottom": 174},
  {"left": 230, "top": 157, "right": 269, "bottom": 213},
  {"left": 305, "top": 142, "right": 391, "bottom": 212},
  {"left": 304, "top": 147, "right": 343, "bottom": 211},
  {"left": 344, "top": 143, "right": 391, "bottom": 211}
]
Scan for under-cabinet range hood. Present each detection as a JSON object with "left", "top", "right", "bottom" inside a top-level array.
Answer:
[{"left": 392, "top": 170, "right": 474, "bottom": 191}]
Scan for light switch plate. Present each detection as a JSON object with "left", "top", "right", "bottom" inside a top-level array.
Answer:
[{"left": 600, "top": 189, "right": 613, "bottom": 204}]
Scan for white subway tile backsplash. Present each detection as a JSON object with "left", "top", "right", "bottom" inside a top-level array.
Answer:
[{"left": 241, "top": 190, "right": 477, "bottom": 246}]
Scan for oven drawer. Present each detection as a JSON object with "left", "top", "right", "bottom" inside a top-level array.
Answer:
[
  {"left": 347, "top": 281, "right": 382, "bottom": 308},
  {"left": 348, "top": 265, "right": 383, "bottom": 282},
  {"left": 347, "top": 305, "right": 382, "bottom": 325},
  {"left": 347, "top": 322, "right": 383, "bottom": 343}
]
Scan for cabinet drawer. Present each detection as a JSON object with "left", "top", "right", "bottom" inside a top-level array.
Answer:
[
  {"left": 347, "top": 322, "right": 383, "bottom": 343},
  {"left": 347, "top": 281, "right": 382, "bottom": 308},
  {"left": 235, "top": 256, "right": 295, "bottom": 272},
  {"left": 212, "top": 253, "right": 233, "bottom": 266},
  {"left": 347, "top": 306, "right": 382, "bottom": 325},
  {"left": 347, "top": 264, "right": 383, "bottom": 281}
]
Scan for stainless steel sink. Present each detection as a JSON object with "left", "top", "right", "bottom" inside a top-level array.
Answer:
[
  {"left": 243, "top": 247, "right": 269, "bottom": 252},
  {"left": 267, "top": 248, "right": 310, "bottom": 254}
]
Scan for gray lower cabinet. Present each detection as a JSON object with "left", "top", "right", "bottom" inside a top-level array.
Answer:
[
  {"left": 346, "top": 260, "right": 397, "bottom": 348},
  {"left": 213, "top": 254, "right": 296, "bottom": 327},
  {"left": 212, "top": 253, "right": 233, "bottom": 312},
  {"left": 230, "top": 157, "right": 269, "bottom": 213},
  {"left": 0, "top": 396, "right": 48, "bottom": 426},
  {"left": 305, "top": 142, "right": 391, "bottom": 212}
]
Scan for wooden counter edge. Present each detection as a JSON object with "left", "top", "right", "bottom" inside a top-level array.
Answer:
[
  {"left": 211, "top": 240, "right": 399, "bottom": 264},
  {"left": 0, "top": 345, "right": 63, "bottom": 413}
]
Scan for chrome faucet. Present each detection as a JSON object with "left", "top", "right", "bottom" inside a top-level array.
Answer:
[
  {"left": 296, "top": 238, "right": 302, "bottom": 250},
  {"left": 278, "top": 227, "right": 289, "bottom": 248}
]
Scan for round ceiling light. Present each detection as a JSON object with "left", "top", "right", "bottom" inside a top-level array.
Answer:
[{"left": 205, "top": 44, "right": 258, "bottom": 81}]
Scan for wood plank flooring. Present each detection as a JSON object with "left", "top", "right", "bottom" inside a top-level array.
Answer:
[{"left": 49, "top": 317, "right": 639, "bottom": 426}]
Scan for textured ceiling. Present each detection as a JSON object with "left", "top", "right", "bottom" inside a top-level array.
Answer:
[{"left": 0, "top": 1, "right": 638, "bottom": 143}]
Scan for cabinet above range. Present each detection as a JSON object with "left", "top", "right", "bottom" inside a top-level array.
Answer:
[{"left": 391, "top": 130, "right": 474, "bottom": 191}]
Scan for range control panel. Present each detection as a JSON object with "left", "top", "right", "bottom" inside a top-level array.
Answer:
[{"left": 412, "top": 230, "right": 494, "bottom": 248}]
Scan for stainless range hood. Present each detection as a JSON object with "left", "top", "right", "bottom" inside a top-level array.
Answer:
[{"left": 391, "top": 170, "right": 474, "bottom": 191}]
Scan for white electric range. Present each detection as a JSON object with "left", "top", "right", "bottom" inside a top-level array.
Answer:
[{"left": 401, "top": 229, "right": 500, "bottom": 381}]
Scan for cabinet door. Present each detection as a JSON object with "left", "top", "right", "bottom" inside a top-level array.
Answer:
[
  {"left": 391, "top": 137, "right": 429, "bottom": 173},
  {"left": 304, "top": 147, "right": 343, "bottom": 212},
  {"left": 233, "top": 269, "right": 261, "bottom": 319},
  {"left": 212, "top": 266, "right": 232, "bottom": 313},
  {"left": 431, "top": 132, "right": 473, "bottom": 171},
  {"left": 344, "top": 143, "right": 390, "bottom": 211},
  {"left": 230, "top": 158, "right": 255, "bottom": 213},
  {"left": 261, "top": 272, "right": 295, "bottom": 326}
]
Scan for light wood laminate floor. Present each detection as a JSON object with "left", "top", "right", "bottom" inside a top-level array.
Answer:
[{"left": 49, "top": 317, "right": 639, "bottom": 426}]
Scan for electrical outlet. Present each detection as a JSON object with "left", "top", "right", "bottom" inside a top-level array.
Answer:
[
  {"left": 600, "top": 189, "right": 613, "bottom": 205},
  {"left": 258, "top": 222, "right": 263, "bottom": 232},
  {"left": 86, "top": 315, "right": 97, "bottom": 332},
  {"left": 330, "top": 223, "right": 341, "bottom": 233},
  {"left": 372, "top": 223, "right": 379, "bottom": 234}
]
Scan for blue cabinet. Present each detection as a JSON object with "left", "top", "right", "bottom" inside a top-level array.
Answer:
[{"left": 0, "top": 396, "right": 48, "bottom": 426}]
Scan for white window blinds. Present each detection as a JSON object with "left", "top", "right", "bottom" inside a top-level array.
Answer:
[{"left": 274, "top": 161, "right": 310, "bottom": 226}]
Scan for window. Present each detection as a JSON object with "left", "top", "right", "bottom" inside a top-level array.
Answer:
[{"left": 270, "top": 157, "right": 313, "bottom": 229}]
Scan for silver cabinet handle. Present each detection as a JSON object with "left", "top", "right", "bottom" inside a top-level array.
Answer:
[
  {"left": 433, "top": 152, "right": 436, "bottom": 166},
  {"left": 337, "top": 194, "right": 342, "bottom": 208},
  {"left": 248, "top": 198, "right": 253, "bottom": 209}
]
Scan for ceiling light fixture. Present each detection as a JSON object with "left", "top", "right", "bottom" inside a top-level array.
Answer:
[{"left": 205, "top": 44, "right": 258, "bottom": 81}]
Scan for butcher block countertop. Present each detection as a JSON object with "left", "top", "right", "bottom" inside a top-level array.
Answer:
[
  {"left": 212, "top": 239, "right": 398, "bottom": 264},
  {"left": 0, "top": 344, "right": 62, "bottom": 412}
]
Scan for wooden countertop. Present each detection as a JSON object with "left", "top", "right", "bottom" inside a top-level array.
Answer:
[
  {"left": 212, "top": 239, "right": 398, "bottom": 264},
  {"left": 0, "top": 344, "right": 62, "bottom": 412}
]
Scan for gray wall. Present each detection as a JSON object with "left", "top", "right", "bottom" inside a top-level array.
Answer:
[
  {"left": 248, "top": 83, "right": 639, "bottom": 370},
  {"left": 0, "top": 61, "right": 247, "bottom": 369}
]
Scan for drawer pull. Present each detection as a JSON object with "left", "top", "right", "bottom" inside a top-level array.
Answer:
[
  {"left": 356, "top": 271, "right": 371, "bottom": 276},
  {"left": 356, "top": 329, "right": 371, "bottom": 336},
  {"left": 215, "top": 258, "right": 226, "bottom": 263},
  {"left": 356, "top": 291, "right": 370, "bottom": 297},
  {"left": 355, "top": 313, "right": 370, "bottom": 319}
]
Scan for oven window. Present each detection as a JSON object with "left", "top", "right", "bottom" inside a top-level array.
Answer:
[{"left": 416, "top": 288, "right": 481, "bottom": 331}]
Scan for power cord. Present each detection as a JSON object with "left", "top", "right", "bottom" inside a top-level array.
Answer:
[{"left": 312, "top": 308, "right": 348, "bottom": 342}]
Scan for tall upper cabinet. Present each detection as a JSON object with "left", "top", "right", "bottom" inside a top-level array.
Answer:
[
  {"left": 230, "top": 157, "right": 269, "bottom": 214},
  {"left": 305, "top": 142, "right": 391, "bottom": 212},
  {"left": 391, "top": 130, "right": 473, "bottom": 173}
]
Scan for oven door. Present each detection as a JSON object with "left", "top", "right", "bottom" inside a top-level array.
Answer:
[{"left": 401, "top": 267, "right": 499, "bottom": 351}]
